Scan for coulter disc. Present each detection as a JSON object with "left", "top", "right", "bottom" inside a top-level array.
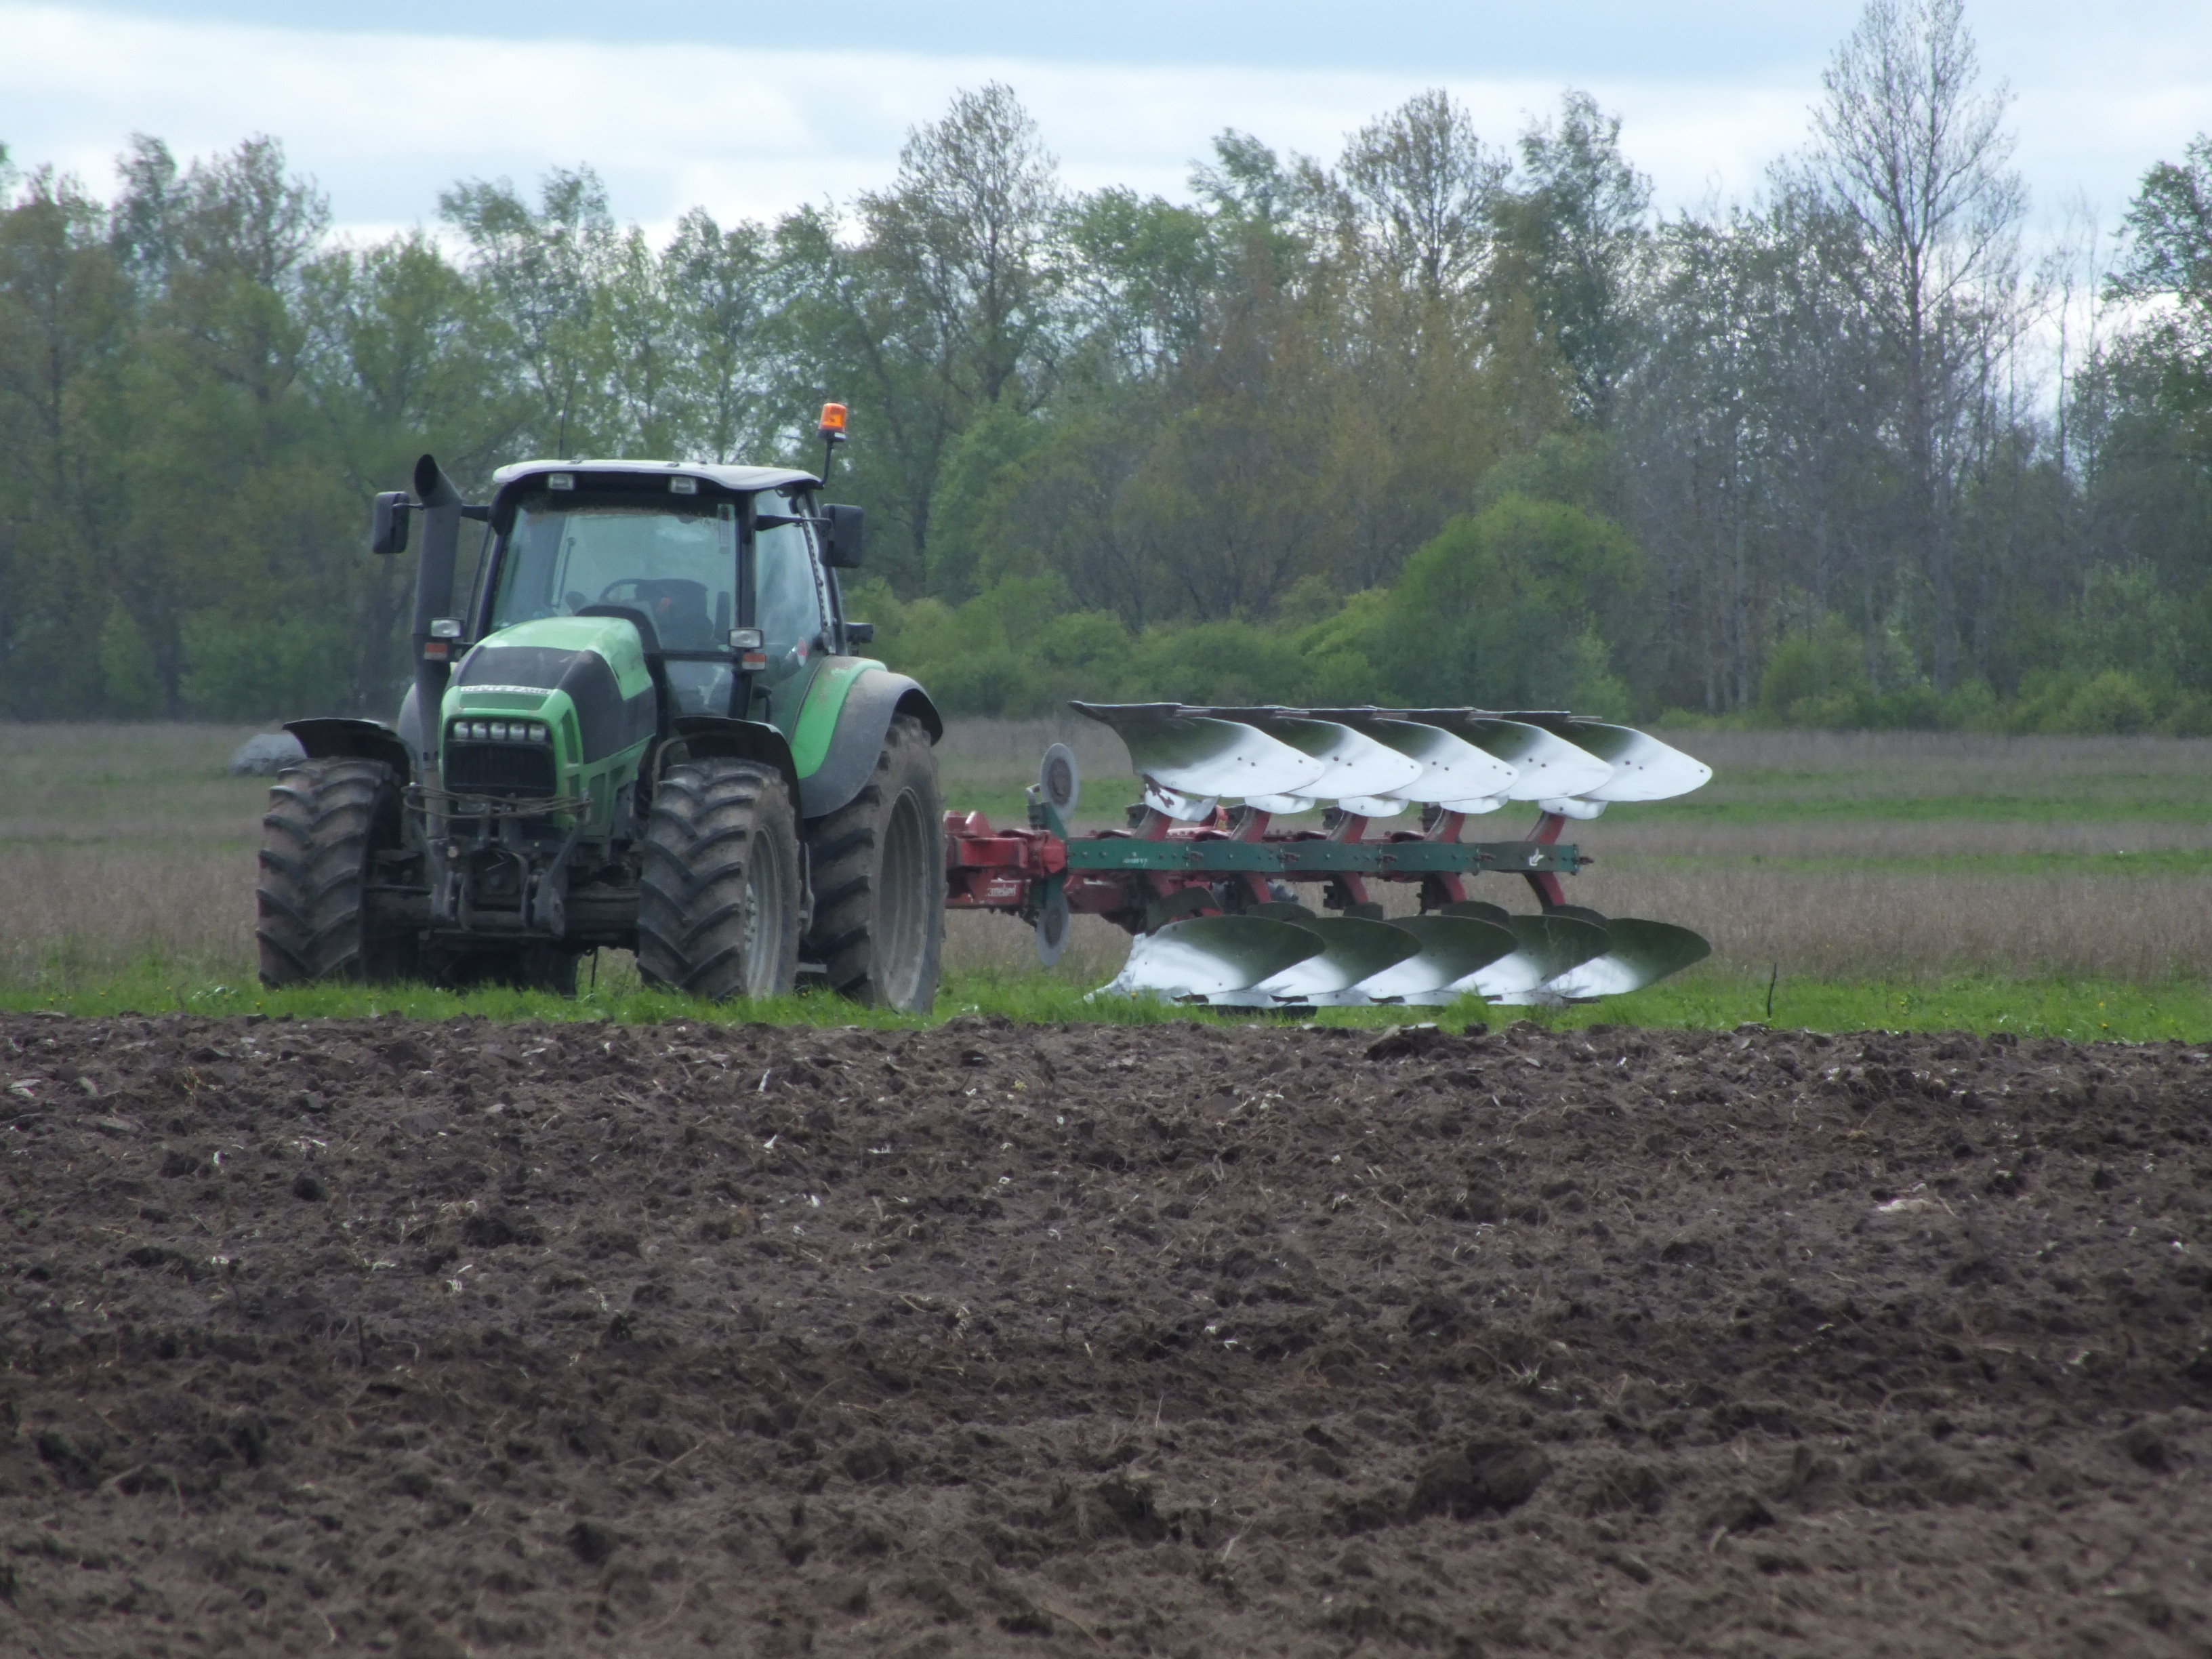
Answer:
[
  {"left": 1038, "top": 742, "right": 1080, "bottom": 817},
  {"left": 1035, "top": 884, "right": 1071, "bottom": 967}
]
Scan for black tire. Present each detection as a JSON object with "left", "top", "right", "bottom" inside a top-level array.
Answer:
[
  {"left": 255, "top": 757, "right": 418, "bottom": 987},
  {"left": 804, "top": 715, "right": 945, "bottom": 1013},
  {"left": 636, "top": 758, "right": 801, "bottom": 1000}
]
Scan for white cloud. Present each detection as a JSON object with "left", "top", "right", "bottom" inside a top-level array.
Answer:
[{"left": 0, "top": 0, "right": 2204, "bottom": 248}]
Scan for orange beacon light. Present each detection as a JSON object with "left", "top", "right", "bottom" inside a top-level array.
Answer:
[{"left": 817, "top": 402, "right": 849, "bottom": 483}]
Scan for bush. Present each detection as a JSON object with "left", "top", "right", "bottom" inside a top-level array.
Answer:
[
  {"left": 1757, "top": 619, "right": 1868, "bottom": 724},
  {"left": 1122, "top": 620, "right": 1316, "bottom": 706},
  {"left": 100, "top": 606, "right": 165, "bottom": 717},
  {"left": 2051, "top": 670, "right": 2160, "bottom": 735},
  {"left": 1383, "top": 496, "right": 1656, "bottom": 713},
  {"left": 925, "top": 648, "right": 1041, "bottom": 718},
  {"left": 179, "top": 611, "right": 353, "bottom": 720}
]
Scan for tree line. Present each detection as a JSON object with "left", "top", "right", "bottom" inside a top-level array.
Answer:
[{"left": 1, "top": 0, "right": 2207, "bottom": 731}]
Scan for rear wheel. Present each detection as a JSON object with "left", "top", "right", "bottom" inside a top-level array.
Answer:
[
  {"left": 255, "top": 757, "right": 418, "bottom": 986},
  {"left": 805, "top": 715, "right": 945, "bottom": 1012},
  {"left": 636, "top": 759, "right": 800, "bottom": 1000}
]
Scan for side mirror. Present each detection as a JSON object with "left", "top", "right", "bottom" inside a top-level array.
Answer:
[
  {"left": 844, "top": 621, "right": 876, "bottom": 647},
  {"left": 369, "top": 491, "right": 411, "bottom": 555},
  {"left": 821, "top": 504, "right": 865, "bottom": 569}
]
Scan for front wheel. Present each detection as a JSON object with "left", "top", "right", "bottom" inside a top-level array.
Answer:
[
  {"left": 255, "top": 757, "right": 418, "bottom": 987},
  {"left": 636, "top": 759, "right": 801, "bottom": 1000},
  {"left": 804, "top": 715, "right": 945, "bottom": 1013}
]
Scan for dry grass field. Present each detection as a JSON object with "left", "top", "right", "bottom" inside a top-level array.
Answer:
[{"left": 3, "top": 719, "right": 2210, "bottom": 991}]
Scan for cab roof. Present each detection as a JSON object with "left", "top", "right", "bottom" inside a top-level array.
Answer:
[{"left": 489, "top": 458, "right": 820, "bottom": 493}]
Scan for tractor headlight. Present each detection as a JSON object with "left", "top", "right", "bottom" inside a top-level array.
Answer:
[{"left": 449, "top": 717, "right": 550, "bottom": 743}]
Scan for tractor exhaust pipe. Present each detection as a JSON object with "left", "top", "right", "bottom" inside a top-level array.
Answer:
[{"left": 409, "top": 454, "right": 464, "bottom": 786}]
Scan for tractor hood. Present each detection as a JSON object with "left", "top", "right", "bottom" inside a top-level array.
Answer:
[{"left": 446, "top": 615, "right": 658, "bottom": 764}]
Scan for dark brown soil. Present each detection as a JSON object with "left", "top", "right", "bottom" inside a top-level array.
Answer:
[{"left": 3, "top": 1012, "right": 2211, "bottom": 1657}]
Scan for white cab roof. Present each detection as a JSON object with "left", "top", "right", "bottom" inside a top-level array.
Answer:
[{"left": 490, "top": 458, "right": 819, "bottom": 492}]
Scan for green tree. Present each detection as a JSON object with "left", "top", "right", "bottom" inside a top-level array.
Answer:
[
  {"left": 440, "top": 167, "right": 620, "bottom": 457},
  {"left": 299, "top": 230, "right": 513, "bottom": 701},
  {"left": 1811, "top": 0, "right": 2026, "bottom": 694},
  {"left": 1496, "top": 91, "right": 1652, "bottom": 426},
  {"left": 0, "top": 166, "right": 131, "bottom": 715},
  {"left": 785, "top": 85, "right": 1065, "bottom": 592},
  {"left": 1337, "top": 88, "right": 1507, "bottom": 308},
  {"left": 662, "top": 208, "right": 784, "bottom": 465},
  {"left": 1385, "top": 496, "right": 1655, "bottom": 711},
  {"left": 2109, "top": 134, "right": 2212, "bottom": 455}
]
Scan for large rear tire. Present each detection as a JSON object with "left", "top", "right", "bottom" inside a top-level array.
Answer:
[
  {"left": 804, "top": 715, "right": 945, "bottom": 1013},
  {"left": 255, "top": 757, "right": 418, "bottom": 987},
  {"left": 636, "top": 759, "right": 801, "bottom": 1000}
]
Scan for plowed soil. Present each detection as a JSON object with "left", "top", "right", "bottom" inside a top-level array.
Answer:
[{"left": 3, "top": 1013, "right": 2211, "bottom": 1657}]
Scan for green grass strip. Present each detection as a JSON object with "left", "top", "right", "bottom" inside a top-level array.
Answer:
[{"left": 5, "top": 962, "right": 2211, "bottom": 1043}]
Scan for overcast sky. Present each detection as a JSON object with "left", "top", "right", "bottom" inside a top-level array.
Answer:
[{"left": 2, "top": 0, "right": 2206, "bottom": 244}]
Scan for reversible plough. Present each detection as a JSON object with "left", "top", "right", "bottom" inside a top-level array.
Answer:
[{"left": 943, "top": 703, "right": 1715, "bottom": 1008}]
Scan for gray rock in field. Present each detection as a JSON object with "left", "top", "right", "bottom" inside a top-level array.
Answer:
[{"left": 228, "top": 731, "right": 305, "bottom": 777}]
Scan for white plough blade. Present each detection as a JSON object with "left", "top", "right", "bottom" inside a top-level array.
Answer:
[
  {"left": 1071, "top": 702, "right": 1715, "bottom": 1010},
  {"left": 1095, "top": 907, "right": 1702, "bottom": 1009},
  {"left": 1070, "top": 704, "right": 1327, "bottom": 813},
  {"left": 1521, "top": 920, "right": 1713, "bottom": 1002},
  {"left": 1352, "top": 915, "right": 1519, "bottom": 1003},
  {"left": 1462, "top": 913, "right": 1612, "bottom": 1000},
  {"left": 1080, "top": 701, "right": 1711, "bottom": 820},
  {"left": 1099, "top": 916, "right": 1322, "bottom": 1002},
  {"left": 1246, "top": 917, "right": 1420, "bottom": 1006}
]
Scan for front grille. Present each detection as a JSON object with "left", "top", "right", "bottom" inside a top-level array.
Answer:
[{"left": 443, "top": 742, "right": 557, "bottom": 798}]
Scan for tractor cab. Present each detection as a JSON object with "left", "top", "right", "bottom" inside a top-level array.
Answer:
[
  {"left": 412, "top": 458, "right": 872, "bottom": 837},
  {"left": 471, "top": 460, "right": 855, "bottom": 730}
]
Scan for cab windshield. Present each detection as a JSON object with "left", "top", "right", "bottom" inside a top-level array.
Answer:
[{"left": 491, "top": 498, "right": 738, "bottom": 652}]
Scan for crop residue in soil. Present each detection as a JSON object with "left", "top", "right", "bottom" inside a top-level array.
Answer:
[{"left": 3, "top": 1012, "right": 2210, "bottom": 1655}]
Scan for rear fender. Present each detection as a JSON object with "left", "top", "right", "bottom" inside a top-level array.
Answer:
[
  {"left": 794, "top": 666, "right": 941, "bottom": 820},
  {"left": 285, "top": 718, "right": 411, "bottom": 781},
  {"left": 657, "top": 716, "right": 800, "bottom": 808}
]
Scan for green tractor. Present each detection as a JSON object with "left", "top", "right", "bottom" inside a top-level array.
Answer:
[{"left": 255, "top": 408, "right": 946, "bottom": 1010}]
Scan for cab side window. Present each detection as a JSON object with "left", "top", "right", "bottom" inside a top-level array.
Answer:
[{"left": 754, "top": 491, "right": 826, "bottom": 685}]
